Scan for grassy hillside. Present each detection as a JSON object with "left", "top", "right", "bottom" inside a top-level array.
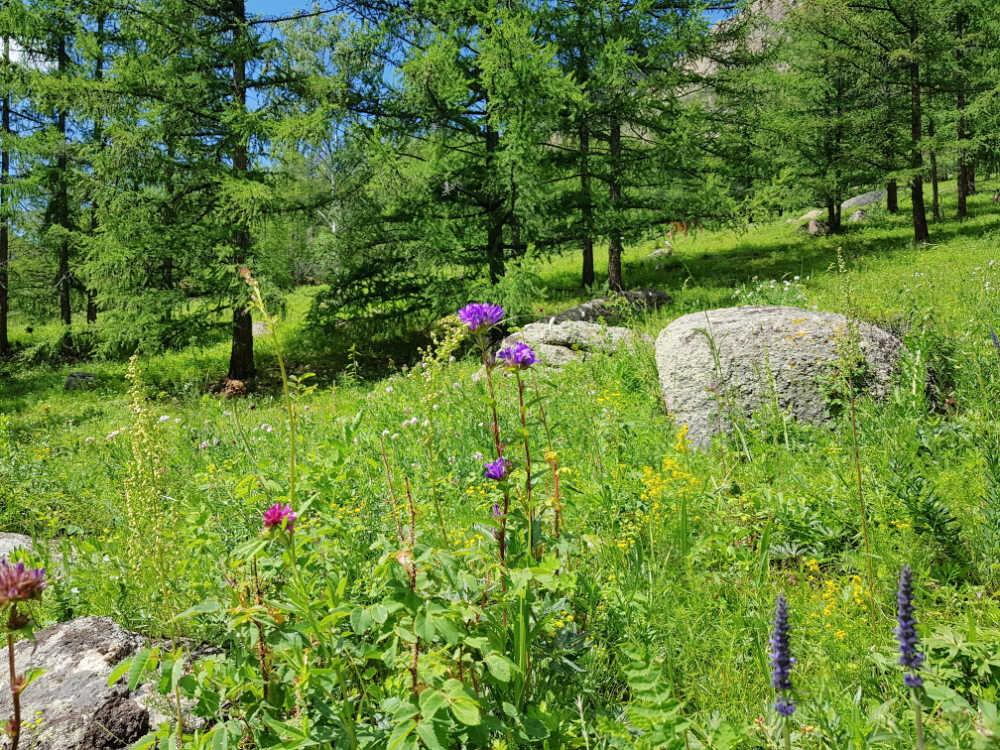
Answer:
[{"left": 2, "top": 182, "right": 1000, "bottom": 746}]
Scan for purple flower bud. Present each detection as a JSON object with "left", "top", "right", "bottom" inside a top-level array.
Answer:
[
  {"left": 491, "top": 503, "right": 503, "bottom": 518},
  {"left": 895, "top": 565, "right": 924, "bottom": 688},
  {"left": 496, "top": 342, "right": 539, "bottom": 369},
  {"left": 457, "top": 303, "right": 504, "bottom": 333},
  {"left": 0, "top": 561, "right": 47, "bottom": 606},
  {"left": 263, "top": 503, "right": 297, "bottom": 533},
  {"left": 483, "top": 457, "right": 512, "bottom": 481},
  {"left": 769, "top": 594, "right": 795, "bottom": 715}
]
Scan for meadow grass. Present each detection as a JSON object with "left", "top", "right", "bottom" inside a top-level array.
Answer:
[{"left": 1, "top": 181, "right": 999, "bottom": 746}]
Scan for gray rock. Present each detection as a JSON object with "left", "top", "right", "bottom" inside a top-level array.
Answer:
[
  {"left": 539, "top": 289, "right": 670, "bottom": 326},
  {"left": 0, "top": 617, "right": 148, "bottom": 749},
  {"left": 0, "top": 533, "right": 32, "bottom": 560},
  {"left": 798, "top": 219, "right": 829, "bottom": 235},
  {"left": 501, "top": 320, "right": 650, "bottom": 367},
  {"left": 841, "top": 190, "right": 885, "bottom": 211},
  {"left": 646, "top": 244, "right": 673, "bottom": 259},
  {"left": 788, "top": 209, "right": 823, "bottom": 225},
  {"left": 848, "top": 209, "right": 868, "bottom": 223},
  {"left": 654, "top": 305, "right": 903, "bottom": 447},
  {"left": 64, "top": 372, "right": 96, "bottom": 391}
]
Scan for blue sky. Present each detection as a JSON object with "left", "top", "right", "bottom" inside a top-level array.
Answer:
[{"left": 247, "top": 0, "right": 317, "bottom": 17}]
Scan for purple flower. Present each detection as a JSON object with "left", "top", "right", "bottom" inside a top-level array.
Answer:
[
  {"left": 263, "top": 503, "right": 297, "bottom": 533},
  {"left": 497, "top": 342, "right": 539, "bottom": 369},
  {"left": 491, "top": 503, "right": 503, "bottom": 518},
  {"left": 483, "top": 457, "right": 512, "bottom": 481},
  {"left": 769, "top": 594, "right": 795, "bottom": 715},
  {"left": 0, "top": 561, "right": 47, "bottom": 606},
  {"left": 457, "top": 303, "right": 504, "bottom": 333},
  {"left": 895, "top": 565, "right": 924, "bottom": 687}
]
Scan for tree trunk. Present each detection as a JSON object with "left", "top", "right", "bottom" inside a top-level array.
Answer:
[
  {"left": 0, "top": 38, "right": 8, "bottom": 356},
  {"left": 227, "top": 0, "right": 254, "bottom": 380},
  {"left": 956, "top": 11, "right": 968, "bottom": 219},
  {"left": 908, "top": 30, "right": 929, "bottom": 243},
  {"left": 887, "top": 180, "right": 899, "bottom": 213},
  {"left": 86, "top": 15, "right": 106, "bottom": 325},
  {"left": 484, "top": 123, "right": 505, "bottom": 284},
  {"left": 607, "top": 116, "right": 623, "bottom": 292},
  {"left": 579, "top": 123, "right": 594, "bottom": 288},
  {"left": 55, "top": 38, "right": 71, "bottom": 328},
  {"left": 968, "top": 160, "right": 976, "bottom": 194},
  {"left": 929, "top": 118, "right": 940, "bottom": 222}
]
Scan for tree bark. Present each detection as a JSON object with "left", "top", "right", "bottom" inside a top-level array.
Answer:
[
  {"left": 887, "top": 180, "right": 898, "bottom": 213},
  {"left": 227, "top": 0, "right": 254, "bottom": 380},
  {"left": 579, "top": 122, "right": 594, "bottom": 288},
  {"left": 928, "top": 118, "right": 940, "bottom": 222},
  {"left": 484, "top": 123, "right": 505, "bottom": 284},
  {"left": 607, "top": 116, "right": 623, "bottom": 292},
  {"left": 55, "top": 36, "right": 71, "bottom": 328},
  {"left": 0, "top": 38, "right": 9, "bottom": 356},
  {"left": 87, "top": 15, "right": 106, "bottom": 325},
  {"left": 908, "top": 25, "right": 929, "bottom": 243},
  {"left": 955, "top": 9, "right": 968, "bottom": 219}
]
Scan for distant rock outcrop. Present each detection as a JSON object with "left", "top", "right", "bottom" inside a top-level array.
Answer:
[
  {"left": 0, "top": 533, "right": 32, "bottom": 560},
  {"left": 501, "top": 320, "right": 650, "bottom": 367},
  {"left": 654, "top": 305, "right": 903, "bottom": 447},
  {"left": 537, "top": 289, "right": 670, "bottom": 326},
  {"left": 0, "top": 617, "right": 148, "bottom": 750},
  {"left": 841, "top": 190, "right": 885, "bottom": 211}
]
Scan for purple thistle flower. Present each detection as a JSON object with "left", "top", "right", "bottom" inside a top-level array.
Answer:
[
  {"left": 457, "top": 303, "right": 504, "bottom": 333},
  {"left": 895, "top": 565, "right": 924, "bottom": 688},
  {"left": 483, "top": 457, "right": 512, "bottom": 481},
  {"left": 0, "top": 561, "right": 47, "bottom": 606},
  {"left": 497, "top": 342, "right": 539, "bottom": 370},
  {"left": 769, "top": 594, "right": 796, "bottom": 715},
  {"left": 263, "top": 503, "right": 297, "bottom": 533}
]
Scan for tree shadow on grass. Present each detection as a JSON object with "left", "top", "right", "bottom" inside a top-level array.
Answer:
[{"left": 540, "top": 193, "right": 1000, "bottom": 306}]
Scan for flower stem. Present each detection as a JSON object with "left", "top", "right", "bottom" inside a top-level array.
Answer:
[
  {"left": 782, "top": 719, "right": 791, "bottom": 750},
  {"left": 8, "top": 628, "right": 21, "bottom": 750},
  {"left": 515, "top": 372, "right": 535, "bottom": 555},
  {"left": 911, "top": 690, "right": 926, "bottom": 750}
]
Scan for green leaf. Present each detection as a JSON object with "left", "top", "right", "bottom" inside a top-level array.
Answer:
[
  {"left": 127, "top": 648, "right": 158, "bottom": 691},
  {"left": 419, "top": 689, "right": 448, "bottom": 720},
  {"left": 19, "top": 668, "right": 45, "bottom": 693},
  {"left": 443, "top": 679, "right": 481, "bottom": 726},
  {"left": 485, "top": 653, "right": 514, "bottom": 683}
]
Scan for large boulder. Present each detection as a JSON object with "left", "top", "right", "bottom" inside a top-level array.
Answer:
[
  {"left": 654, "top": 306, "right": 903, "bottom": 447},
  {"left": 0, "top": 617, "right": 149, "bottom": 749},
  {"left": 538, "top": 289, "right": 670, "bottom": 326},
  {"left": 787, "top": 208, "right": 823, "bottom": 225},
  {"left": 841, "top": 190, "right": 885, "bottom": 211},
  {"left": 501, "top": 320, "right": 650, "bottom": 367}
]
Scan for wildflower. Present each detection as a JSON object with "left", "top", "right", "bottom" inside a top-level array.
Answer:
[
  {"left": 491, "top": 503, "right": 503, "bottom": 518},
  {"left": 261, "top": 424, "right": 274, "bottom": 433},
  {"left": 222, "top": 410, "right": 232, "bottom": 417},
  {"left": 472, "top": 451, "right": 484, "bottom": 461},
  {"left": 382, "top": 429, "right": 390, "bottom": 437},
  {"left": 391, "top": 433, "right": 400, "bottom": 440},
  {"left": 263, "top": 503, "right": 297, "bottom": 533},
  {"left": 457, "top": 303, "right": 504, "bottom": 332},
  {"left": 484, "top": 457, "right": 512, "bottom": 481},
  {"left": 770, "top": 594, "right": 795, "bottom": 716},
  {"left": 386, "top": 386, "right": 393, "bottom": 393},
  {"left": 173, "top": 417, "right": 181, "bottom": 423},
  {"left": 158, "top": 415, "right": 170, "bottom": 423},
  {"left": 471, "top": 371, "right": 482, "bottom": 383},
  {"left": 895, "top": 565, "right": 924, "bottom": 688},
  {"left": 497, "top": 342, "right": 539, "bottom": 369},
  {"left": 106, "top": 429, "right": 120, "bottom": 441},
  {"left": 198, "top": 440, "right": 210, "bottom": 451},
  {"left": 84, "top": 437, "right": 95, "bottom": 445},
  {"left": 0, "top": 562, "right": 47, "bottom": 606}
]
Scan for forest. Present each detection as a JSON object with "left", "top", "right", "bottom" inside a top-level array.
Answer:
[{"left": 2, "top": 0, "right": 1000, "bottom": 748}]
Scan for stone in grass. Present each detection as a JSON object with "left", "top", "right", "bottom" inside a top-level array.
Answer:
[
  {"left": 841, "top": 190, "right": 885, "bottom": 211},
  {"left": 848, "top": 209, "right": 869, "bottom": 223},
  {"left": 500, "top": 320, "right": 651, "bottom": 367},
  {"left": 654, "top": 305, "right": 903, "bottom": 448},
  {"left": 538, "top": 289, "right": 670, "bottom": 326},
  {"left": 0, "top": 533, "right": 32, "bottom": 560},
  {"left": 0, "top": 616, "right": 149, "bottom": 750},
  {"left": 64, "top": 371, "right": 97, "bottom": 391}
]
